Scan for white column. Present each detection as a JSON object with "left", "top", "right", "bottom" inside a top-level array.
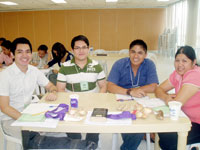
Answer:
[{"left": 185, "top": 0, "right": 199, "bottom": 47}]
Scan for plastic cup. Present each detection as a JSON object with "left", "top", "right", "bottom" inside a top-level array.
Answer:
[
  {"left": 168, "top": 101, "right": 182, "bottom": 120},
  {"left": 69, "top": 94, "right": 79, "bottom": 108}
]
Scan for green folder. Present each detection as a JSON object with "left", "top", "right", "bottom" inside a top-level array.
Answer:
[{"left": 18, "top": 114, "right": 45, "bottom": 122}]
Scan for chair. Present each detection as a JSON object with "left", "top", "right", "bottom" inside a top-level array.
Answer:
[
  {"left": 187, "top": 143, "right": 200, "bottom": 150},
  {"left": 119, "top": 49, "right": 129, "bottom": 54},
  {"left": 98, "top": 60, "right": 108, "bottom": 77},
  {"left": 35, "top": 84, "right": 46, "bottom": 95},
  {"left": 147, "top": 52, "right": 157, "bottom": 65},
  {"left": 93, "top": 49, "right": 106, "bottom": 54},
  {"left": 0, "top": 121, "right": 22, "bottom": 150}
]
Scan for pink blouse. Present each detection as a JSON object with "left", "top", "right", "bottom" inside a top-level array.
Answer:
[
  {"left": 0, "top": 52, "right": 14, "bottom": 66},
  {"left": 169, "top": 66, "right": 200, "bottom": 124}
]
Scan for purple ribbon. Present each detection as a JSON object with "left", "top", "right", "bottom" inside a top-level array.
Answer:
[
  {"left": 107, "top": 111, "right": 136, "bottom": 120},
  {"left": 45, "top": 103, "right": 69, "bottom": 121}
]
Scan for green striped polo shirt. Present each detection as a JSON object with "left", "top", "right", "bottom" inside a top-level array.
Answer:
[{"left": 57, "top": 57, "right": 106, "bottom": 92}]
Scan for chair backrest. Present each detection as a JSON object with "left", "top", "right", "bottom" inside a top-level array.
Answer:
[
  {"left": 93, "top": 49, "right": 106, "bottom": 54},
  {"left": 35, "top": 84, "right": 46, "bottom": 95},
  {"left": 119, "top": 49, "right": 129, "bottom": 54},
  {"left": 187, "top": 143, "right": 200, "bottom": 150},
  {"left": 0, "top": 120, "right": 22, "bottom": 149},
  {"left": 147, "top": 52, "right": 157, "bottom": 65},
  {"left": 98, "top": 60, "right": 108, "bottom": 77}
]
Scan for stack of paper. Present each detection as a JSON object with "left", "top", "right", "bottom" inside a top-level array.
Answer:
[{"left": 11, "top": 103, "right": 59, "bottom": 128}]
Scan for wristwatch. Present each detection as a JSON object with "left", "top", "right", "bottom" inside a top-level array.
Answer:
[{"left": 126, "top": 88, "right": 132, "bottom": 95}]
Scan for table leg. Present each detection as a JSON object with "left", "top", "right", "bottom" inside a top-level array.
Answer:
[
  {"left": 112, "top": 133, "right": 119, "bottom": 150},
  {"left": 177, "top": 131, "right": 188, "bottom": 150},
  {"left": 146, "top": 133, "right": 151, "bottom": 150}
]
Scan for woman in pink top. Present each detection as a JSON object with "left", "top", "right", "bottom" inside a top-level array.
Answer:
[
  {"left": 0, "top": 40, "right": 14, "bottom": 67},
  {"left": 155, "top": 46, "right": 200, "bottom": 150}
]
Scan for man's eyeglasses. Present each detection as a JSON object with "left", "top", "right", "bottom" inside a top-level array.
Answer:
[{"left": 74, "top": 46, "right": 89, "bottom": 51}]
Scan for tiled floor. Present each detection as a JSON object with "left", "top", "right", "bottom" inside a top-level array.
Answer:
[{"left": 0, "top": 53, "right": 175, "bottom": 150}]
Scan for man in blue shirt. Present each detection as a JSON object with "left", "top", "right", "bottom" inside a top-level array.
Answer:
[{"left": 107, "top": 39, "right": 159, "bottom": 150}]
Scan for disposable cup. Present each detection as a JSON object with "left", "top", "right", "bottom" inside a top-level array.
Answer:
[
  {"left": 168, "top": 101, "right": 182, "bottom": 120},
  {"left": 69, "top": 94, "right": 79, "bottom": 108}
]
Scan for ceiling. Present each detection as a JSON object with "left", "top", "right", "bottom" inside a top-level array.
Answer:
[{"left": 0, "top": 0, "right": 181, "bottom": 12}]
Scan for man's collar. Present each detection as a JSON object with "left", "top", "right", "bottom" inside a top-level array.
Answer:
[
  {"left": 13, "top": 62, "right": 31, "bottom": 74},
  {"left": 71, "top": 57, "right": 92, "bottom": 65}
]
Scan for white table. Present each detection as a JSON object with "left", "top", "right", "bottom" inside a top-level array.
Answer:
[{"left": 22, "top": 92, "right": 191, "bottom": 150}]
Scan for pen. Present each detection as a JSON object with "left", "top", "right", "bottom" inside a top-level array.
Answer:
[
  {"left": 31, "top": 105, "right": 56, "bottom": 116},
  {"left": 117, "top": 98, "right": 134, "bottom": 102},
  {"left": 32, "top": 111, "right": 46, "bottom": 116}
]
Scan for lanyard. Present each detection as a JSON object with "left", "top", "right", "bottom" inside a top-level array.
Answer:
[
  {"left": 72, "top": 64, "right": 89, "bottom": 92},
  {"left": 129, "top": 65, "right": 141, "bottom": 88},
  {"left": 45, "top": 103, "right": 69, "bottom": 121},
  {"left": 107, "top": 111, "right": 136, "bottom": 120}
]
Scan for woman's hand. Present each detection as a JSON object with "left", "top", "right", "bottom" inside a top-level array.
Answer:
[
  {"left": 43, "top": 65, "right": 49, "bottom": 69},
  {"left": 164, "top": 94, "right": 176, "bottom": 104}
]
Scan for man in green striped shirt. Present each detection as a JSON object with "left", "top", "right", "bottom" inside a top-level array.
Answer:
[
  {"left": 57, "top": 35, "right": 107, "bottom": 147},
  {"left": 57, "top": 35, "right": 106, "bottom": 93}
]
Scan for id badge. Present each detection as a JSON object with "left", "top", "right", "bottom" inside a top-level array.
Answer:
[{"left": 80, "top": 81, "right": 89, "bottom": 91}]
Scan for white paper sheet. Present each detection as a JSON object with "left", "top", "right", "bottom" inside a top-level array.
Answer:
[
  {"left": 85, "top": 111, "right": 132, "bottom": 125},
  {"left": 135, "top": 98, "right": 166, "bottom": 108},
  {"left": 22, "top": 103, "right": 58, "bottom": 115},
  {"left": 115, "top": 94, "right": 149, "bottom": 101},
  {"left": 11, "top": 118, "right": 59, "bottom": 128}
]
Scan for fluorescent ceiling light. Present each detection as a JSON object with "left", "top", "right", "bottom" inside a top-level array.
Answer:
[
  {"left": 106, "top": 0, "right": 118, "bottom": 2},
  {"left": 51, "top": 0, "right": 67, "bottom": 4},
  {"left": 0, "top": 1, "right": 18, "bottom": 5},
  {"left": 157, "top": 0, "right": 169, "bottom": 1}
]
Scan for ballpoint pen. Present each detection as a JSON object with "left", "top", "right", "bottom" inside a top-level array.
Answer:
[{"left": 117, "top": 98, "right": 134, "bottom": 102}]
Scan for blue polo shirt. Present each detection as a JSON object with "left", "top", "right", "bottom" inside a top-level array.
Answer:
[{"left": 107, "top": 57, "right": 159, "bottom": 89}]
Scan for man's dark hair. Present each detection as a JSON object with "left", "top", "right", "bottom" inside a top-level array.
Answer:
[
  {"left": 129, "top": 39, "right": 147, "bottom": 53},
  {"left": 38, "top": 44, "right": 48, "bottom": 53},
  {"left": 71, "top": 35, "right": 89, "bottom": 49},
  {"left": 11, "top": 37, "right": 32, "bottom": 55}
]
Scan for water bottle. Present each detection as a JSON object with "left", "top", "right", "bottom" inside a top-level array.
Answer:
[{"left": 90, "top": 46, "right": 93, "bottom": 55}]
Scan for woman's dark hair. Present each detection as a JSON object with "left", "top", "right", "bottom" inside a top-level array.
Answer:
[
  {"left": 129, "top": 39, "right": 147, "bottom": 53},
  {"left": 0, "top": 37, "right": 6, "bottom": 44},
  {"left": 1, "top": 40, "right": 12, "bottom": 50},
  {"left": 38, "top": 44, "right": 48, "bottom": 53},
  {"left": 11, "top": 37, "right": 32, "bottom": 55},
  {"left": 51, "top": 42, "right": 68, "bottom": 61},
  {"left": 71, "top": 35, "right": 89, "bottom": 49},
  {"left": 175, "top": 46, "right": 196, "bottom": 62}
]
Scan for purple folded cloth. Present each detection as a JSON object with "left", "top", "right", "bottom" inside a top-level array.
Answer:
[
  {"left": 107, "top": 111, "right": 136, "bottom": 120},
  {"left": 45, "top": 103, "right": 69, "bottom": 120}
]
